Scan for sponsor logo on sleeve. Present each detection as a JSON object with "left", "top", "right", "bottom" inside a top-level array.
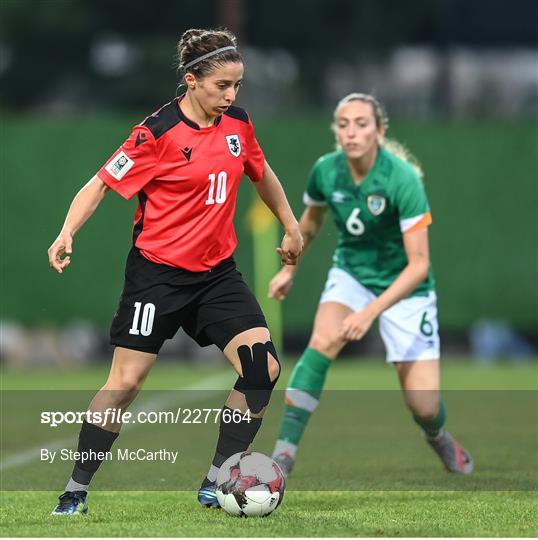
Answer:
[
  {"left": 367, "top": 194, "right": 386, "bottom": 215},
  {"left": 225, "top": 134, "right": 241, "bottom": 157},
  {"left": 105, "top": 151, "right": 135, "bottom": 181}
]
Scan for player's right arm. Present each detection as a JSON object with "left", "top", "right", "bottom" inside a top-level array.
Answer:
[
  {"left": 48, "top": 174, "right": 109, "bottom": 274},
  {"left": 268, "top": 204, "right": 327, "bottom": 300}
]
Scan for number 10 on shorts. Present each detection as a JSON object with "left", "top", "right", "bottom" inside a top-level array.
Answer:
[{"left": 129, "top": 302, "right": 155, "bottom": 336}]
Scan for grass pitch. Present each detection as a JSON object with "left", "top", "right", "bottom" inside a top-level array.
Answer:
[
  {"left": 1, "top": 490, "right": 536, "bottom": 537},
  {"left": 1, "top": 358, "right": 537, "bottom": 537}
]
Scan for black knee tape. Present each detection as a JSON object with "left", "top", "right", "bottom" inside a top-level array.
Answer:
[{"left": 233, "top": 341, "right": 280, "bottom": 414}]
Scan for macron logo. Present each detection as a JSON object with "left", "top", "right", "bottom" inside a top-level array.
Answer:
[
  {"left": 135, "top": 132, "right": 148, "bottom": 147},
  {"left": 181, "top": 147, "right": 192, "bottom": 161}
]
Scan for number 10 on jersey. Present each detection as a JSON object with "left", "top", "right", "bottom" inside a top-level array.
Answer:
[{"left": 205, "top": 171, "right": 227, "bottom": 205}]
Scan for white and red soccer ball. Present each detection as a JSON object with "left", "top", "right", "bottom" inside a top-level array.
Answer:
[{"left": 215, "top": 451, "right": 285, "bottom": 517}]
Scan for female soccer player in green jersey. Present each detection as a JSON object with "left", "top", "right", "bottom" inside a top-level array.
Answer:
[{"left": 269, "top": 93, "right": 473, "bottom": 477}]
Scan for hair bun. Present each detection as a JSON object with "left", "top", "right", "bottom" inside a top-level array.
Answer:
[
  {"left": 176, "top": 28, "right": 241, "bottom": 77},
  {"left": 179, "top": 28, "right": 204, "bottom": 47}
]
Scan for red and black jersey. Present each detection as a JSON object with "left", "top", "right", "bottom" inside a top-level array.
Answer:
[{"left": 98, "top": 96, "right": 265, "bottom": 271}]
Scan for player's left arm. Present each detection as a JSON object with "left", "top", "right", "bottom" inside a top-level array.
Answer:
[
  {"left": 340, "top": 227, "right": 430, "bottom": 341},
  {"left": 254, "top": 161, "right": 303, "bottom": 265}
]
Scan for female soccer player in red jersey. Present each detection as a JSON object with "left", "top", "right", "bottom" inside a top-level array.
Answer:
[{"left": 47, "top": 28, "right": 303, "bottom": 515}]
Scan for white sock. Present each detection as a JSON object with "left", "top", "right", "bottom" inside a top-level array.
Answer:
[
  {"left": 206, "top": 464, "right": 220, "bottom": 483},
  {"left": 273, "top": 439, "right": 298, "bottom": 459},
  {"left": 65, "top": 478, "right": 89, "bottom": 493}
]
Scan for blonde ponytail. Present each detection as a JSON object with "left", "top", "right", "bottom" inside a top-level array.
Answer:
[{"left": 381, "top": 138, "right": 423, "bottom": 179}]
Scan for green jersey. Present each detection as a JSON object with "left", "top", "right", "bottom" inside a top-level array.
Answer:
[{"left": 304, "top": 147, "right": 435, "bottom": 297}]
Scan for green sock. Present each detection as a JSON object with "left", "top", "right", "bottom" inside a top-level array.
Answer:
[
  {"left": 277, "top": 348, "right": 332, "bottom": 446},
  {"left": 413, "top": 398, "right": 447, "bottom": 438}
]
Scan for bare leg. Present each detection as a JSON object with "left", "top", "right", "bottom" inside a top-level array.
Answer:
[
  {"left": 88, "top": 347, "right": 157, "bottom": 432},
  {"left": 308, "top": 302, "right": 353, "bottom": 359},
  {"left": 394, "top": 358, "right": 440, "bottom": 421},
  {"left": 394, "top": 358, "right": 473, "bottom": 474},
  {"left": 61, "top": 347, "right": 157, "bottom": 497},
  {"left": 273, "top": 302, "right": 352, "bottom": 476}
]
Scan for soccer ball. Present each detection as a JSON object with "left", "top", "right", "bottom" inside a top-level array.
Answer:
[{"left": 216, "top": 451, "right": 285, "bottom": 517}]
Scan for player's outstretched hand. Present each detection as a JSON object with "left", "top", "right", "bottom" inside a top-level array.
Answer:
[
  {"left": 340, "top": 306, "right": 377, "bottom": 341},
  {"left": 48, "top": 231, "right": 73, "bottom": 274},
  {"left": 268, "top": 266, "right": 295, "bottom": 301},
  {"left": 276, "top": 228, "right": 303, "bottom": 265}
]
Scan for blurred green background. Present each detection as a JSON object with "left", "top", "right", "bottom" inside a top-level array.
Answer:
[{"left": 2, "top": 116, "right": 537, "bottom": 332}]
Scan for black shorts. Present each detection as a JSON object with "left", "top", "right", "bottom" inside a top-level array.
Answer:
[{"left": 110, "top": 248, "right": 267, "bottom": 354}]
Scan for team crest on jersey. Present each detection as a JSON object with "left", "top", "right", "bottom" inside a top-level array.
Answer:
[
  {"left": 105, "top": 151, "right": 134, "bottom": 181},
  {"left": 367, "top": 195, "right": 386, "bottom": 215},
  {"left": 225, "top": 134, "right": 241, "bottom": 157}
]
